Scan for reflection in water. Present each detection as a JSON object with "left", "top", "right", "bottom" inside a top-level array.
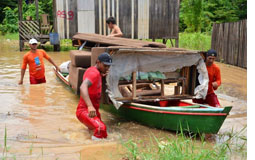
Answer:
[
  {"left": 21, "top": 85, "right": 46, "bottom": 107},
  {"left": 0, "top": 39, "right": 246, "bottom": 159}
]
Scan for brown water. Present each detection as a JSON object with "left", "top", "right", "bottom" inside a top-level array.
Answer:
[{"left": 0, "top": 39, "right": 247, "bottom": 159}]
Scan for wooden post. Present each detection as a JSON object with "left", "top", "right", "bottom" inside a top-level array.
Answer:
[
  {"left": 175, "top": 38, "right": 179, "bottom": 48},
  {"left": 174, "top": 86, "right": 180, "bottom": 95},
  {"left": 35, "top": 0, "right": 39, "bottom": 21},
  {"left": 191, "top": 66, "right": 197, "bottom": 95},
  {"left": 132, "top": 72, "right": 137, "bottom": 99},
  {"left": 161, "top": 79, "right": 165, "bottom": 97},
  {"left": 163, "top": 39, "right": 167, "bottom": 44},
  {"left": 18, "top": 0, "right": 23, "bottom": 21},
  {"left": 18, "top": 0, "right": 23, "bottom": 51},
  {"left": 53, "top": 0, "right": 58, "bottom": 34}
]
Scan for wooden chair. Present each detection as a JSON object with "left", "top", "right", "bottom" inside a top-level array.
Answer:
[{"left": 40, "top": 14, "right": 50, "bottom": 34}]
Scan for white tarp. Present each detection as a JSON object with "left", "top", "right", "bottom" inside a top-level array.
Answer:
[{"left": 106, "top": 49, "right": 209, "bottom": 109}]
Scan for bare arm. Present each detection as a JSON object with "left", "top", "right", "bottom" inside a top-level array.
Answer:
[
  {"left": 48, "top": 58, "right": 60, "bottom": 71},
  {"left": 19, "top": 69, "right": 26, "bottom": 85},
  {"left": 80, "top": 78, "right": 96, "bottom": 118}
]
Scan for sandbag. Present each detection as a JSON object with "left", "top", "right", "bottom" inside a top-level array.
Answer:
[
  {"left": 59, "top": 61, "right": 71, "bottom": 73},
  {"left": 70, "top": 50, "right": 91, "bottom": 68},
  {"left": 69, "top": 65, "right": 86, "bottom": 94}
]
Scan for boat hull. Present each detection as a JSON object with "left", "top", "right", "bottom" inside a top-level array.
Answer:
[
  {"left": 101, "top": 103, "right": 231, "bottom": 134},
  {"left": 54, "top": 67, "right": 231, "bottom": 134}
]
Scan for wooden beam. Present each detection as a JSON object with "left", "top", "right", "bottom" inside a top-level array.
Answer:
[{"left": 132, "top": 72, "right": 137, "bottom": 99}]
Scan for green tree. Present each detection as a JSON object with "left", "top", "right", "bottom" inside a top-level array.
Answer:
[
  {"left": 0, "top": 0, "right": 17, "bottom": 23},
  {"left": 0, "top": 7, "right": 19, "bottom": 34},
  {"left": 180, "top": 0, "right": 204, "bottom": 32}
]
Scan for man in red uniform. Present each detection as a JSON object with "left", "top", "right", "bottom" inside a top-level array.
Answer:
[
  {"left": 76, "top": 52, "right": 112, "bottom": 140},
  {"left": 19, "top": 38, "right": 60, "bottom": 85},
  {"left": 193, "top": 49, "right": 221, "bottom": 107}
]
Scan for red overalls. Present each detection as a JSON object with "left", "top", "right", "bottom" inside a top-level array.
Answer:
[
  {"left": 193, "top": 63, "right": 221, "bottom": 107},
  {"left": 76, "top": 67, "right": 107, "bottom": 138}
]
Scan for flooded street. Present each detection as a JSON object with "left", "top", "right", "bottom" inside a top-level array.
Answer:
[{"left": 0, "top": 39, "right": 246, "bottom": 159}]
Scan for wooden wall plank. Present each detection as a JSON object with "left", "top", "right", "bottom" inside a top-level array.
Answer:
[
  {"left": 211, "top": 20, "right": 247, "bottom": 68},
  {"left": 56, "top": 0, "right": 180, "bottom": 39}
]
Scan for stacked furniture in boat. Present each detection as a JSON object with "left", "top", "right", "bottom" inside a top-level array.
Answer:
[{"left": 69, "top": 50, "right": 91, "bottom": 94}]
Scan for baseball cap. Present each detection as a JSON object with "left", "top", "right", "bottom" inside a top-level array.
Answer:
[
  {"left": 98, "top": 52, "right": 112, "bottom": 65},
  {"left": 207, "top": 49, "right": 217, "bottom": 57},
  {"left": 29, "top": 38, "right": 38, "bottom": 44}
]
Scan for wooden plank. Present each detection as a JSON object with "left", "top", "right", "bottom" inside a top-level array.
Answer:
[
  {"left": 238, "top": 20, "right": 244, "bottom": 67},
  {"left": 103, "top": 0, "right": 106, "bottom": 35},
  {"left": 99, "top": 0, "right": 102, "bottom": 34},
  {"left": 94, "top": 0, "right": 99, "bottom": 33},
  {"left": 72, "top": 33, "right": 167, "bottom": 48},
  {"left": 69, "top": 0, "right": 78, "bottom": 37},
  {"left": 234, "top": 21, "right": 240, "bottom": 66},
  {"left": 132, "top": 72, "right": 137, "bottom": 99},
  {"left": 243, "top": 20, "right": 247, "bottom": 68},
  {"left": 115, "top": 94, "right": 193, "bottom": 102},
  {"left": 137, "top": 0, "right": 149, "bottom": 39},
  {"left": 136, "top": 89, "right": 161, "bottom": 96},
  {"left": 78, "top": 0, "right": 94, "bottom": 10},
  {"left": 78, "top": 11, "right": 95, "bottom": 33},
  {"left": 131, "top": 0, "right": 134, "bottom": 39}
]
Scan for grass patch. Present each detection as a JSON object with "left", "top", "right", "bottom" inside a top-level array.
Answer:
[
  {"left": 0, "top": 33, "right": 19, "bottom": 41},
  {"left": 146, "top": 32, "right": 211, "bottom": 51},
  {"left": 122, "top": 127, "right": 247, "bottom": 160}
]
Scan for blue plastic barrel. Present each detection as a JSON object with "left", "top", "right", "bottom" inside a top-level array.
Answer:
[{"left": 49, "top": 32, "right": 60, "bottom": 45}]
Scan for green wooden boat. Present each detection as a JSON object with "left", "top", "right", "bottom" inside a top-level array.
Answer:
[{"left": 53, "top": 67, "right": 232, "bottom": 134}]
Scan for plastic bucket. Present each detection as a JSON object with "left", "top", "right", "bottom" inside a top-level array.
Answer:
[{"left": 49, "top": 32, "right": 60, "bottom": 45}]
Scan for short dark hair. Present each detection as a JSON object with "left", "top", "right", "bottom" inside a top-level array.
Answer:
[{"left": 106, "top": 17, "right": 116, "bottom": 24}]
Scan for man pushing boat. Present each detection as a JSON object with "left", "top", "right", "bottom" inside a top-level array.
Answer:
[
  {"left": 193, "top": 49, "right": 221, "bottom": 107},
  {"left": 76, "top": 52, "right": 112, "bottom": 140}
]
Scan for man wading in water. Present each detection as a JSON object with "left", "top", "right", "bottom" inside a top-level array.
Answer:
[
  {"left": 193, "top": 49, "right": 221, "bottom": 107},
  {"left": 76, "top": 52, "right": 112, "bottom": 140},
  {"left": 18, "top": 38, "right": 60, "bottom": 85},
  {"left": 106, "top": 17, "right": 123, "bottom": 37}
]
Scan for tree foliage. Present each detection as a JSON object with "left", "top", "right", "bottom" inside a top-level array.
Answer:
[
  {"left": 179, "top": 0, "right": 247, "bottom": 32},
  {"left": 0, "top": 0, "right": 53, "bottom": 34}
]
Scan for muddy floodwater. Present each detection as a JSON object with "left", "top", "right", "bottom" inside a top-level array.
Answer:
[{"left": 0, "top": 39, "right": 247, "bottom": 159}]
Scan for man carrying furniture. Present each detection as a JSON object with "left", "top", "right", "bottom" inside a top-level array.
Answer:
[
  {"left": 193, "top": 49, "right": 221, "bottom": 107},
  {"left": 76, "top": 52, "right": 112, "bottom": 140},
  {"left": 106, "top": 17, "right": 123, "bottom": 37},
  {"left": 19, "top": 38, "right": 60, "bottom": 85}
]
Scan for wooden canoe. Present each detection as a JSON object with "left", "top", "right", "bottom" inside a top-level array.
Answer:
[{"left": 53, "top": 67, "right": 232, "bottom": 134}]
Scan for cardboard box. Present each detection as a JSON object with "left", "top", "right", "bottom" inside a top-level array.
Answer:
[
  {"left": 70, "top": 50, "right": 91, "bottom": 68},
  {"left": 69, "top": 65, "right": 86, "bottom": 94}
]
